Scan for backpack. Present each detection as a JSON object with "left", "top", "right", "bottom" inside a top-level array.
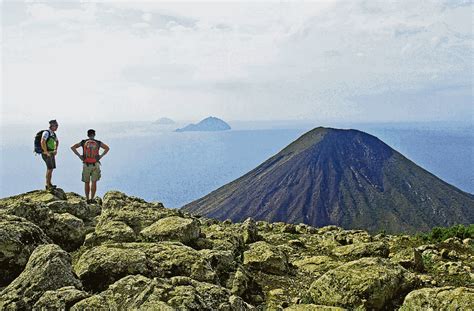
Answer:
[
  {"left": 83, "top": 139, "right": 101, "bottom": 163},
  {"left": 34, "top": 130, "right": 47, "bottom": 154}
]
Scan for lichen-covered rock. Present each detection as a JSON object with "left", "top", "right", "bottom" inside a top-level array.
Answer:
[
  {"left": 88, "top": 191, "right": 176, "bottom": 246},
  {"left": 244, "top": 241, "right": 289, "bottom": 275},
  {"left": 332, "top": 242, "right": 389, "bottom": 259},
  {"left": 33, "top": 286, "right": 89, "bottom": 310},
  {"left": 0, "top": 189, "right": 67, "bottom": 207},
  {"left": 292, "top": 256, "right": 340, "bottom": 277},
  {"left": 74, "top": 244, "right": 149, "bottom": 292},
  {"left": 242, "top": 217, "right": 259, "bottom": 244},
  {"left": 0, "top": 214, "right": 51, "bottom": 287},
  {"left": 399, "top": 287, "right": 474, "bottom": 310},
  {"left": 48, "top": 213, "right": 86, "bottom": 252},
  {"left": 47, "top": 197, "right": 101, "bottom": 221},
  {"left": 200, "top": 223, "right": 245, "bottom": 256},
  {"left": 333, "top": 230, "right": 373, "bottom": 245},
  {"left": 140, "top": 216, "right": 201, "bottom": 244},
  {"left": 1, "top": 200, "right": 85, "bottom": 251},
  {"left": 309, "top": 257, "right": 418, "bottom": 310},
  {"left": 85, "top": 220, "right": 136, "bottom": 246},
  {"left": 0, "top": 244, "right": 82, "bottom": 310},
  {"left": 390, "top": 248, "right": 424, "bottom": 271},
  {"left": 284, "top": 305, "right": 347, "bottom": 311},
  {"left": 199, "top": 249, "right": 236, "bottom": 286},
  {"left": 435, "top": 261, "right": 471, "bottom": 277},
  {"left": 71, "top": 274, "right": 254, "bottom": 310},
  {"left": 74, "top": 242, "right": 216, "bottom": 292}
]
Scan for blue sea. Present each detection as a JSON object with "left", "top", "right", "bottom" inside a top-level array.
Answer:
[{"left": 1, "top": 121, "right": 472, "bottom": 208}]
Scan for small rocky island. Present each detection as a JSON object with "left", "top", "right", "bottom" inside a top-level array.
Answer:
[
  {"left": 0, "top": 189, "right": 472, "bottom": 310},
  {"left": 175, "top": 116, "right": 231, "bottom": 132}
]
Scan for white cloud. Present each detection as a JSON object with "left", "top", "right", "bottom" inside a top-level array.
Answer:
[{"left": 1, "top": 0, "right": 472, "bottom": 123}]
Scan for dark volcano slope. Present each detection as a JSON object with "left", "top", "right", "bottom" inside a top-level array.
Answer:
[{"left": 182, "top": 127, "right": 474, "bottom": 233}]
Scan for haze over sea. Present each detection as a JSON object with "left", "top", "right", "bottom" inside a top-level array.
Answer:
[{"left": 1, "top": 120, "right": 472, "bottom": 208}]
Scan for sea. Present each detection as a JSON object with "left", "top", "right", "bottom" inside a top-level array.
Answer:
[{"left": 1, "top": 120, "right": 472, "bottom": 208}]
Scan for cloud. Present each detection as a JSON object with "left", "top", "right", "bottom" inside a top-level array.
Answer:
[{"left": 1, "top": 0, "right": 473, "bottom": 123}]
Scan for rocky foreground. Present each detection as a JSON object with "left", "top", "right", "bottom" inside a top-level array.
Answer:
[{"left": 0, "top": 189, "right": 472, "bottom": 310}]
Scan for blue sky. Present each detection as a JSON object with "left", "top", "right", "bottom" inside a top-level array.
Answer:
[{"left": 1, "top": 0, "right": 473, "bottom": 124}]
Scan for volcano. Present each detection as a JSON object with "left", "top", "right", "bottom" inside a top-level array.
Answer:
[{"left": 182, "top": 127, "right": 474, "bottom": 233}]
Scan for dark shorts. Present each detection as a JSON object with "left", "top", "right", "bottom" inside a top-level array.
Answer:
[{"left": 41, "top": 154, "right": 56, "bottom": 170}]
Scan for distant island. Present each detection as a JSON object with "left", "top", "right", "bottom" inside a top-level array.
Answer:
[
  {"left": 154, "top": 118, "right": 176, "bottom": 125},
  {"left": 175, "top": 116, "right": 231, "bottom": 132}
]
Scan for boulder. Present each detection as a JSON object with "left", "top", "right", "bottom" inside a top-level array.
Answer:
[
  {"left": 292, "top": 256, "right": 340, "bottom": 278},
  {"left": 199, "top": 249, "right": 236, "bottom": 285},
  {"left": 390, "top": 248, "right": 424, "bottom": 271},
  {"left": 242, "top": 217, "right": 259, "bottom": 244},
  {"left": 284, "top": 305, "right": 347, "bottom": 311},
  {"left": 400, "top": 287, "right": 474, "bottom": 310},
  {"left": 0, "top": 189, "right": 67, "bottom": 207},
  {"left": 332, "top": 242, "right": 389, "bottom": 259},
  {"left": 0, "top": 244, "right": 82, "bottom": 310},
  {"left": 309, "top": 257, "right": 418, "bottom": 310},
  {"left": 0, "top": 214, "right": 51, "bottom": 287},
  {"left": 1, "top": 200, "right": 85, "bottom": 251},
  {"left": 46, "top": 197, "right": 101, "bottom": 222},
  {"left": 227, "top": 265, "right": 263, "bottom": 304},
  {"left": 200, "top": 223, "right": 245, "bottom": 256},
  {"left": 71, "top": 274, "right": 254, "bottom": 310},
  {"left": 48, "top": 213, "right": 86, "bottom": 252},
  {"left": 85, "top": 220, "right": 136, "bottom": 246},
  {"left": 140, "top": 216, "right": 201, "bottom": 244},
  {"left": 33, "top": 286, "right": 89, "bottom": 310},
  {"left": 74, "top": 242, "right": 216, "bottom": 292},
  {"left": 243, "top": 241, "right": 289, "bottom": 275},
  {"left": 88, "top": 191, "right": 176, "bottom": 245},
  {"left": 74, "top": 244, "right": 149, "bottom": 292}
]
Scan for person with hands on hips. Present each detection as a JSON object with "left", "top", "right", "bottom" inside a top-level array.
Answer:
[{"left": 71, "top": 129, "right": 110, "bottom": 204}]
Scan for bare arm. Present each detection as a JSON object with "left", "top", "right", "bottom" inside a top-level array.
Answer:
[
  {"left": 100, "top": 142, "right": 110, "bottom": 159},
  {"left": 70, "top": 143, "right": 83, "bottom": 160},
  {"left": 41, "top": 138, "right": 49, "bottom": 156}
]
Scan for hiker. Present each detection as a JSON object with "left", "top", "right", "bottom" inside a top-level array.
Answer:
[
  {"left": 70, "top": 129, "right": 110, "bottom": 204},
  {"left": 35, "top": 120, "right": 59, "bottom": 190}
]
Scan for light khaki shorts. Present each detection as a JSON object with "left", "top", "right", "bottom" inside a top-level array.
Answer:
[{"left": 82, "top": 163, "right": 101, "bottom": 182}]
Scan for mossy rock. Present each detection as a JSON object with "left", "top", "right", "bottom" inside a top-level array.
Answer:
[
  {"left": 46, "top": 197, "right": 101, "bottom": 222},
  {"left": 0, "top": 244, "right": 82, "bottom": 310},
  {"left": 71, "top": 274, "right": 253, "bottom": 310},
  {"left": 85, "top": 220, "right": 136, "bottom": 246},
  {"left": 0, "top": 200, "right": 85, "bottom": 251},
  {"left": 331, "top": 242, "right": 389, "bottom": 259},
  {"left": 33, "top": 286, "right": 89, "bottom": 310},
  {"left": 140, "top": 216, "right": 201, "bottom": 244},
  {"left": 399, "top": 286, "right": 474, "bottom": 310},
  {"left": 74, "top": 244, "right": 149, "bottom": 292},
  {"left": 48, "top": 213, "right": 86, "bottom": 252},
  {"left": 0, "top": 214, "right": 51, "bottom": 287},
  {"left": 284, "top": 304, "right": 347, "bottom": 310},
  {"left": 244, "top": 241, "right": 290, "bottom": 275},
  {"left": 292, "top": 256, "right": 340, "bottom": 277},
  {"left": 74, "top": 242, "right": 216, "bottom": 292},
  {"left": 309, "top": 257, "right": 418, "bottom": 310},
  {"left": 0, "top": 189, "right": 67, "bottom": 206}
]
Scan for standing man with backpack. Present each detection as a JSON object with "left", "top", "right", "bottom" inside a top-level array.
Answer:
[
  {"left": 70, "top": 129, "right": 110, "bottom": 204},
  {"left": 34, "top": 120, "right": 59, "bottom": 190}
]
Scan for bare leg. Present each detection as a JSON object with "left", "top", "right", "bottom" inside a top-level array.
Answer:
[
  {"left": 85, "top": 182, "right": 90, "bottom": 200},
  {"left": 91, "top": 181, "right": 97, "bottom": 200},
  {"left": 46, "top": 169, "right": 52, "bottom": 186}
]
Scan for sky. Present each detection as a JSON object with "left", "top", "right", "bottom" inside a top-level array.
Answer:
[{"left": 1, "top": 0, "right": 473, "bottom": 124}]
